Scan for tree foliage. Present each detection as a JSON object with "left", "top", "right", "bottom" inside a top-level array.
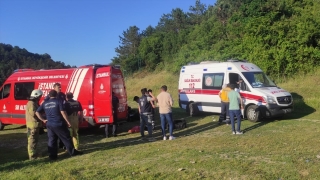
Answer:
[
  {"left": 0, "top": 43, "right": 72, "bottom": 85},
  {"left": 112, "top": 0, "right": 320, "bottom": 79}
]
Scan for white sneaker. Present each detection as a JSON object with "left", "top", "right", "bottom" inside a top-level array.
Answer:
[
  {"left": 236, "top": 131, "right": 243, "bottom": 135},
  {"left": 163, "top": 136, "right": 167, "bottom": 140},
  {"left": 232, "top": 131, "right": 236, "bottom": 135},
  {"left": 169, "top": 136, "right": 176, "bottom": 140}
]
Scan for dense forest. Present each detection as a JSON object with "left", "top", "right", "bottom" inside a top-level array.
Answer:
[
  {"left": 0, "top": 43, "right": 72, "bottom": 85},
  {"left": 112, "top": 0, "right": 320, "bottom": 80}
]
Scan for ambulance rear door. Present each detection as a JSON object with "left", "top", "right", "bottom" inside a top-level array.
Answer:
[{"left": 93, "top": 67, "right": 113, "bottom": 124}]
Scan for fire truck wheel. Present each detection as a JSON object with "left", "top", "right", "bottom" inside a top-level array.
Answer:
[
  {"left": 0, "top": 121, "right": 4, "bottom": 130},
  {"left": 246, "top": 105, "right": 260, "bottom": 123}
]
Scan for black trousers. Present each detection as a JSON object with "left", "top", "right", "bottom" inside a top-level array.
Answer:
[
  {"left": 219, "top": 102, "right": 230, "bottom": 122},
  {"left": 58, "top": 138, "right": 65, "bottom": 148},
  {"left": 105, "top": 124, "right": 117, "bottom": 136},
  {"left": 47, "top": 124, "right": 75, "bottom": 158},
  {"left": 105, "top": 112, "right": 117, "bottom": 137}
]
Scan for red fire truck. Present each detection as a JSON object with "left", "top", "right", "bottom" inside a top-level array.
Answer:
[{"left": 0, "top": 64, "right": 128, "bottom": 130}]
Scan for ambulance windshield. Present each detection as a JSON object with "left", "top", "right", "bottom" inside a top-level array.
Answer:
[{"left": 242, "top": 72, "right": 276, "bottom": 88}]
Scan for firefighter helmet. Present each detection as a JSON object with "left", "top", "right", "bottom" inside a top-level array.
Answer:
[{"left": 30, "top": 89, "right": 43, "bottom": 99}]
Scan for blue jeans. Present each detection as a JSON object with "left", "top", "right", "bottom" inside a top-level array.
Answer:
[
  {"left": 160, "top": 113, "right": 174, "bottom": 137},
  {"left": 229, "top": 110, "right": 242, "bottom": 132},
  {"left": 140, "top": 113, "right": 153, "bottom": 137}
]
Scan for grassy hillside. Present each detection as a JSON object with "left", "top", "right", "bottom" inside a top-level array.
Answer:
[
  {"left": 1, "top": 70, "right": 320, "bottom": 179},
  {"left": 277, "top": 70, "right": 320, "bottom": 119}
]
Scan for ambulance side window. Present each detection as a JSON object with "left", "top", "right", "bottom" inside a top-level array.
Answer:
[
  {"left": 14, "top": 82, "right": 35, "bottom": 100},
  {"left": 202, "top": 73, "right": 224, "bottom": 89},
  {"left": 0, "top": 84, "right": 11, "bottom": 99}
]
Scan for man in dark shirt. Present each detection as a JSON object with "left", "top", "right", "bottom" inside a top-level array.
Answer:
[
  {"left": 139, "top": 88, "right": 156, "bottom": 141},
  {"left": 105, "top": 92, "right": 119, "bottom": 138},
  {"left": 44, "top": 83, "right": 66, "bottom": 102},
  {"left": 36, "top": 90, "right": 82, "bottom": 160},
  {"left": 44, "top": 83, "right": 66, "bottom": 148}
]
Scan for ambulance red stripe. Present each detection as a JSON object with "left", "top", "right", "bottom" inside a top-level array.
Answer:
[{"left": 179, "top": 89, "right": 266, "bottom": 103}]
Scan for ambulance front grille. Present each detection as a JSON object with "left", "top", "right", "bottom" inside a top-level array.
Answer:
[{"left": 277, "top": 96, "right": 292, "bottom": 104}]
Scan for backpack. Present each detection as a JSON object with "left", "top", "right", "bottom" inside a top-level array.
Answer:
[
  {"left": 65, "top": 100, "right": 80, "bottom": 116},
  {"left": 166, "top": 118, "right": 187, "bottom": 130},
  {"left": 220, "top": 88, "right": 229, "bottom": 102}
]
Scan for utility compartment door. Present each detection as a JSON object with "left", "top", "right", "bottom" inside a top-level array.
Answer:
[{"left": 94, "top": 67, "right": 113, "bottom": 124}]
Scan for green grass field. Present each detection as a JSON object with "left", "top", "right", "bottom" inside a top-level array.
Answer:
[{"left": 1, "top": 70, "right": 320, "bottom": 179}]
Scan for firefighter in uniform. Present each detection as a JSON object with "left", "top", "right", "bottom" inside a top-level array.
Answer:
[
  {"left": 26, "top": 89, "right": 46, "bottom": 160},
  {"left": 65, "top": 92, "right": 83, "bottom": 150}
]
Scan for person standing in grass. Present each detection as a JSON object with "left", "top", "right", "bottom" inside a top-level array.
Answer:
[
  {"left": 138, "top": 88, "right": 156, "bottom": 141},
  {"left": 218, "top": 84, "right": 231, "bottom": 125},
  {"left": 65, "top": 92, "right": 83, "bottom": 150},
  {"left": 148, "top": 89, "right": 156, "bottom": 130},
  {"left": 36, "top": 90, "right": 82, "bottom": 160},
  {"left": 228, "top": 84, "right": 244, "bottom": 135},
  {"left": 105, "top": 92, "right": 119, "bottom": 138},
  {"left": 26, "top": 89, "right": 46, "bottom": 160},
  {"left": 44, "top": 83, "right": 67, "bottom": 149},
  {"left": 157, "top": 85, "right": 175, "bottom": 140}
]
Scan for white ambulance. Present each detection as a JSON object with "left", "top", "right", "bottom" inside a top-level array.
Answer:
[{"left": 178, "top": 60, "right": 293, "bottom": 122}]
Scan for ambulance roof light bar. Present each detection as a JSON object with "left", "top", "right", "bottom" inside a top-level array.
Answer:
[
  {"left": 227, "top": 59, "right": 248, "bottom": 62},
  {"left": 200, "top": 61, "right": 220, "bottom": 64},
  {"left": 187, "top": 62, "right": 200, "bottom": 65}
]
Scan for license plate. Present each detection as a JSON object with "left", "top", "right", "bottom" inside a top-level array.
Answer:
[{"left": 98, "top": 118, "right": 110, "bottom": 122}]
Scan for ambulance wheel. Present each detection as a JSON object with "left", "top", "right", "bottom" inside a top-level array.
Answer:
[
  {"left": 0, "top": 121, "right": 4, "bottom": 130},
  {"left": 246, "top": 105, "right": 260, "bottom": 123},
  {"left": 188, "top": 102, "right": 199, "bottom": 117}
]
